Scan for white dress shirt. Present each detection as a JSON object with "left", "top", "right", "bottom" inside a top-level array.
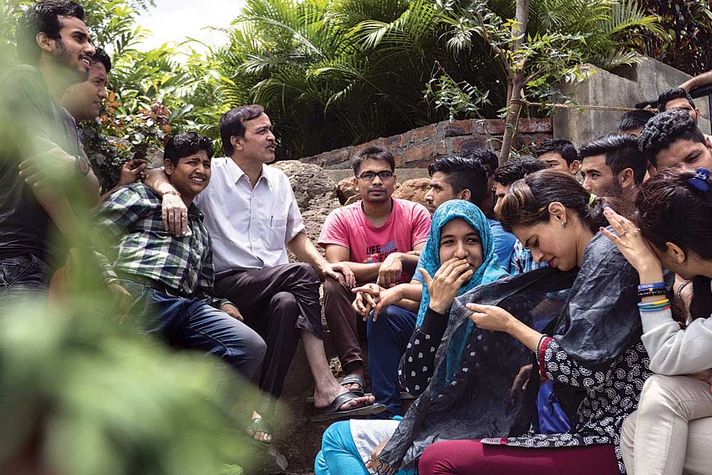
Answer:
[{"left": 195, "top": 157, "right": 305, "bottom": 273}]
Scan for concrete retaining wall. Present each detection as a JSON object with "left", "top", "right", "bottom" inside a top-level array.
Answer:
[{"left": 554, "top": 58, "right": 711, "bottom": 146}]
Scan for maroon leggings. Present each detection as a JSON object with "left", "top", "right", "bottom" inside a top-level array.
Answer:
[{"left": 418, "top": 439, "right": 620, "bottom": 475}]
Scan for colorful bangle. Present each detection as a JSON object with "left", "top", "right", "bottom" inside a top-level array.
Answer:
[
  {"left": 536, "top": 334, "right": 548, "bottom": 354},
  {"left": 638, "top": 298, "right": 671, "bottom": 312},
  {"left": 639, "top": 303, "right": 670, "bottom": 310},
  {"left": 638, "top": 282, "right": 666, "bottom": 291},
  {"left": 639, "top": 305, "right": 671, "bottom": 313},
  {"left": 638, "top": 299, "right": 670, "bottom": 306}
]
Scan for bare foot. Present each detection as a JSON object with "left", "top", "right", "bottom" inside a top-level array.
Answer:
[
  {"left": 245, "top": 410, "right": 272, "bottom": 444},
  {"left": 340, "top": 370, "right": 365, "bottom": 393}
]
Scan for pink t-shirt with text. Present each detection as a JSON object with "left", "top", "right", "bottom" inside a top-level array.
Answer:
[{"left": 318, "top": 199, "right": 431, "bottom": 281}]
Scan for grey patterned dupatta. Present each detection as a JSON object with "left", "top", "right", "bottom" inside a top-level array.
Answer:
[{"left": 378, "top": 233, "right": 641, "bottom": 471}]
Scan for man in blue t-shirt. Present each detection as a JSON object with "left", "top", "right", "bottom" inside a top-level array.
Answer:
[{"left": 424, "top": 150, "right": 516, "bottom": 270}]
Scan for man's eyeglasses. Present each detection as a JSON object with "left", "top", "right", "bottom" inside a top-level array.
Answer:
[{"left": 357, "top": 170, "right": 395, "bottom": 181}]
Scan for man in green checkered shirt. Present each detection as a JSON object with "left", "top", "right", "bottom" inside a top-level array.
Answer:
[{"left": 95, "top": 132, "right": 266, "bottom": 382}]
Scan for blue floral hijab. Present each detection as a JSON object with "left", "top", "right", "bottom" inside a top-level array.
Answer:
[{"left": 416, "top": 200, "right": 508, "bottom": 374}]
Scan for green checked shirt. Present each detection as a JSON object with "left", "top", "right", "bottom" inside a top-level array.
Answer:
[{"left": 95, "top": 183, "right": 229, "bottom": 309}]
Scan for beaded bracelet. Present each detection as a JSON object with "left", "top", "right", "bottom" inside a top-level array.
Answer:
[
  {"left": 638, "top": 288, "right": 667, "bottom": 298},
  {"left": 638, "top": 282, "right": 666, "bottom": 298}
]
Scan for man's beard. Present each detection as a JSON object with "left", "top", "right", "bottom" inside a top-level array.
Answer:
[
  {"left": 52, "top": 39, "right": 88, "bottom": 85},
  {"left": 602, "top": 178, "right": 624, "bottom": 199}
]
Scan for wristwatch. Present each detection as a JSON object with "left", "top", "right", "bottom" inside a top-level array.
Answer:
[{"left": 74, "top": 154, "right": 91, "bottom": 177}]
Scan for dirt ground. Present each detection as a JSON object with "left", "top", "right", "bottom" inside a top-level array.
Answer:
[{"left": 267, "top": 342, "right": 346, "bottom": 475}]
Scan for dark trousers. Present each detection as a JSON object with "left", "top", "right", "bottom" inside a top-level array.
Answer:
[
  {"left": 123, "top": 280, "right": 266, "bottom": 382},
  {"left": 322, "top": 276, "right": 365, "bottom": 373},
  {"left": 366, "top": 305, "right": 416, "bottom": 417},
  {"left": 215, "top": 263, "right": 322, "bottom": 415},
  {"left": 0, "top": 254, "right": 49, "bottom": 315}
]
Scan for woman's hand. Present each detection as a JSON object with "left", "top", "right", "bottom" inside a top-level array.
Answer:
[
  {"left": 601, "top": 208, "right": 663, "bottom": 281},
  {"left": 366, "top": 437, "right": 394, "bottom": 474},
  {"left": 467, "top": 304, "right": 544, "bottom": 352},
  {"left": 466, "top": 303, "right": 516, "bottom": 333},
  {"left": 420, "top": 257, "right": 473, "bottom": 314}
]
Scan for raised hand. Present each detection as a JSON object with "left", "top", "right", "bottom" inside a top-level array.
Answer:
[
  {"left": 601, "top": 207, "right": 663, "bottom": 282},
  {"left": 420, "top": 257, "right": 473, "bottom": 313}
]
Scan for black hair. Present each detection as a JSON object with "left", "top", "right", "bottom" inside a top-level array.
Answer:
[
  {"left": 636, "top": 167, "right": 712, "bottom": 319},
  {"left": 498, "top": 169, "right": 616, "bottom": 234},
  {"left": 534, "top": 138, "right": 578, "bottom": 165},
  {"left": 91, "top": 47, "right": 111, "bottom": 73},
  {"left": 657, "top": 87, "right": 696, "bottom": 112},
  {"left": 16, "top": 1, "right": 85, "bottom": 65},
  {"left": 493, "top": 156, "right": 547, "bottom": 187},
  {"left": 579, "top": 133, "right": 647, "bottom": 184},
  {"left": 639, "top": 110, "right": 706, "bottom": 166},
  {"left": 219, "top": 104, "right": 265, "bottom": 157},
  {"left": 428, "top": 155, "right": 488, "bottom": 207},
  {"left": 351, "top": 145, "right": 395, "bottom": 176},
  {"left": 463, "top": 147, "right": 498, "bottom": 176},
  {"left": 164, "top": 133, "right": 214, "bottom": 165},
  {"left": 617, "top": 109, "right": 655, "bottom": 133}
]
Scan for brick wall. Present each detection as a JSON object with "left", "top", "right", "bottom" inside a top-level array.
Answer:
[{"left": 300, "top": 118, "right": 552, "bottom": 169}]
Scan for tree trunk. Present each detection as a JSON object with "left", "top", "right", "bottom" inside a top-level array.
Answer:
[
  {"left": 499, "top": 75, "right": 525, "bottom": 166},
  {"left": 498, "top": 0, "right": 530, "bottom": 166}
]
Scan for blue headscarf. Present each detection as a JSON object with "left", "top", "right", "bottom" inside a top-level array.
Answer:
[{"left": 416, "top": 200, "right": 508, "bottom": 376}]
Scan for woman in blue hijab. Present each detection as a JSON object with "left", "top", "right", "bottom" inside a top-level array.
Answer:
[
  {"left": 414, "top": 200, "right": 507, "bottom": 384},
  {"left": 315, "top": 200, "right": 507, "bottom": 475}
]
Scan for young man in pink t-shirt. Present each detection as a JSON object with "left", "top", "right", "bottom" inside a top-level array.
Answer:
[{"left": 319, "top": 146, "right": 431, "bottom": 416}]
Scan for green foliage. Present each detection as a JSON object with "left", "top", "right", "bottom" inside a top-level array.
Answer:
[
  {"left": 424, "top": 71, "right": 490, "bottom": 121},
  {"left": 438, "top": 0, "right": 661, "bottom": 101},
  {"left": 0, "top": 0, "right": 672, "bottom": 162},
  {"left": 635, "top": 0, "right": 712, "bottom": 76},
  {"left": 0, "top": 63, "right": 251, "bottom": 475},
  {"left": 0, "top": 300, "right": 249, "bottom": 475},
  {"left": 204, "top": 0, "right": 502, "bottom": 159},
  {"left": 201, "top": 0, "right": 662, "bottom": 160}
]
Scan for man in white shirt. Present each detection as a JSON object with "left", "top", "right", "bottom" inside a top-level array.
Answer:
[{"left": 147, "top": 105, "right": 383, "bottom": 444}]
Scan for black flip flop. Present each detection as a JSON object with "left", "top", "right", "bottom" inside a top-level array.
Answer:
[
  {"left": 311, "top": 391, "right": 387, "bottom": 422},
  {"left": 339, "top": 374, "right": 365, "bottom": 396},
  {"left": 244, "top": 416, "right": 273, "bottom": 448}
]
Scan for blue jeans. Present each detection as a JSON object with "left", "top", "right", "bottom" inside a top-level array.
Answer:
[
  {"left": 123, "top": 280, "right": 266, "bottom": 381},
  {"left": 315, "top": 420, "right": 415, "bottom": 475},
  {"left": 367, "top": 305, "right": 416, "bottom": 417},
  {"left": 0, "top": 254, "right": 49, "bottom": 315}
]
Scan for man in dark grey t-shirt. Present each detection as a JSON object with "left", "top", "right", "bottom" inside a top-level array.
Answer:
[{"left": 0, "top": 1, "right": 99, "bottom": 307}]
